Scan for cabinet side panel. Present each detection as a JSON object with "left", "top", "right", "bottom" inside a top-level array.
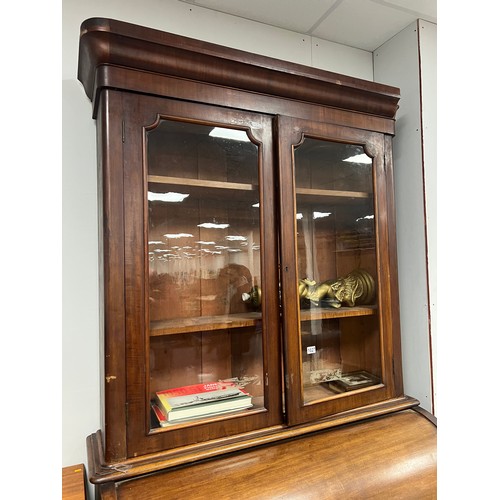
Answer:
[
  {"left": 383, "top": 135, "right": 403, "bottom": 395},
  {"left": 371, "top": 134, "right": 399, "bottom": 396},
  {"left": 97, "top": 90, "right": 128, "bottom": 461}
]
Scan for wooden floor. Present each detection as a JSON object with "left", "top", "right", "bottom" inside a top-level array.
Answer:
[{"left": 98, "top": 408, "right": 436, "bottom": 499}]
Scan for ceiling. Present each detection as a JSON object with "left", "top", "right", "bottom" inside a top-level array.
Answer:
[{"left": 178, "top": 0, "right": 437, "bottom": 51}]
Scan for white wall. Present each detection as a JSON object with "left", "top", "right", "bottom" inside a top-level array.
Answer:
[
  {"left": 62, "top": 0, "right": 375, "bottom": 476},
  {"left": 373, "top": 20, "right": 437, "bottom": 414},
  {"left": 437, "top": 6, "right": 499, "bottom": 496},
  {"left": 418, "top": 20, "right": 437, "bottom": 414},
  {"left": 62, "top": 0, "right": 373, "bottom": 82}
]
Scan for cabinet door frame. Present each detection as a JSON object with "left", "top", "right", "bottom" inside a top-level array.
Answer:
[
  {"left": 110, "top": 91, "right": 283, "bottom": 458},
  {"left": 277, "top": 115, "right": 403, "bottom": 426}
]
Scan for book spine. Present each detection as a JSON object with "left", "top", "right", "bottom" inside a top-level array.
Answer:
[
  {"left": 151, "top": 403, "right": 169, "bottom": 425},
  {"left": 156, "top": 394, "right": 174, "bottom": 413}
]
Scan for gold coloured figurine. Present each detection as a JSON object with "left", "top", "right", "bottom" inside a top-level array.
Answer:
[
  {"left": 299, "top": 269, "right": 376, "bottom": 308},
  {"left": 244, "top": 270, "right": 375, "bottom": 309}
]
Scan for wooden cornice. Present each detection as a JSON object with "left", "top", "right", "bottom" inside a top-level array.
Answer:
[{"left": 77, "top": 17, "right": 400, "bottom": 119}]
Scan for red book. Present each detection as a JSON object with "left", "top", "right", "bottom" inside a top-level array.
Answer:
[
  {"left": 156, "top": 381, "right": 238, "bottom": 398},
  {"left": 151, "top": 403, "right": 170, "bottom": 427},
  {"left": 155, "top": 382, "right": 252, "bottom": 423}
]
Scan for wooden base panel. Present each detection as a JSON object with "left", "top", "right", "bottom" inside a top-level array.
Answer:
[
  {"left": 91, "top": 407, "right": 436, "bottom": 499},
  {"left": 88, "top": 396, "right": 419, "bottom": 484}
]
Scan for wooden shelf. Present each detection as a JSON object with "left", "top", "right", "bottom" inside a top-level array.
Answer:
[
  {"left": 296, "top": 187, "right": 369, "bottom": 199},
  {"left": 148, "top": 175, "right": 259, "bottom": 202},
  {"left": 150, "top": 306, "right": 376, "bottom": 336},
  {"left": 148, "top": 175, "right": 370, "bottom": 203},
  {"left": 303, "top": 379, "right": 382, "bottom": 404},
  {"left": 300, "top": 305, "right": 376, "bottom": 321},
  {"left": 150, "top": 311, "right": 263, "bottom": 336},
  {"left": 150, "top": 395, "right": 267, "bottom": 431},
  {"left": 148, "top": 175, "right": 257, "bottom": 192},
  {"left": 295, "top": 187, "right": 371, "bottom": 205}
]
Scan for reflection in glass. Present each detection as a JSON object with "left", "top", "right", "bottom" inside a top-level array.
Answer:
[
  {"left": 293, "top": 138, "right": 382, "bottom": 404},
  {"left": 146, "top": 119, "right": 264, "bottom": 427}
]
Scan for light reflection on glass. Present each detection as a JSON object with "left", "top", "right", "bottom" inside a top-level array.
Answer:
[{"left": 148, "top": 191, "right": 189, "bottom": 202}]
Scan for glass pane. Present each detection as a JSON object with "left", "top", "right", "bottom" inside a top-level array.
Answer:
[
  {"left": 146, "top": 119, "right": 264, "bottom": 428},
  {"left": 293, "top": 138, "right": 382, "bottom": 405}
]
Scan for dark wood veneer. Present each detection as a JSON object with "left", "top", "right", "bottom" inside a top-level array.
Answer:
[
  {"left": 90, "top": 408, "right": 435, "bottom": 499},
  {"left": 78, "top": 17, "right": 399, "bottom": 120},
  {"left": 76, "top": 17, "right": 431, "bottom": 498}
]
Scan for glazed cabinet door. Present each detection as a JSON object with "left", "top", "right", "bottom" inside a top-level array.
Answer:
[
  {"left": 114, "top": 91, "right": 282, "bottom": 457},
  {"left": 277, "top": 115, "right": 402, "bottom": 426}
]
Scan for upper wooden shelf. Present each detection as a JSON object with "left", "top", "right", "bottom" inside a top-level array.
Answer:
[
  {"left": 150, "top": 306, "right": 376, "bottom": 336},
  {"left": 295, "top": 187, "right": 370, "bottom": 203},
  {"left": 148, "top": 175, "right": 258, "bottom": 202},
  {"left": 148, "top": 175, "right": 256, "bottom": 192},
  {"left": 148, "top": 175, "right": 370, "bottom": 202}
]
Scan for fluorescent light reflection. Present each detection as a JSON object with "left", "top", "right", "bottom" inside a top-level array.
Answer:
[
  {"left": 148, "top": 191, "right": 189, "bottom": 202},
  {"left": 226, "top": 235, "right": 247, "bottom": 241},
  {"left": 356, "top": 214, "right": 374, "bottom": 221},
  {"left": 164, "top": 233, "right": 193, "bottom": 239},
  {"left": 150, "top": 237, "right": 261, "bottom": 262},
  {"left": 313, "top": 212, "right": 331, "bottom": 219},
  {"left": 343, "top": 153, "right": 371, "bottom": 164},
  {"left": 197, "top": 222, "right": 230, "bottom": 229},
  {"left": 209, "top": 127, "right": 250, "bottom": 142}
]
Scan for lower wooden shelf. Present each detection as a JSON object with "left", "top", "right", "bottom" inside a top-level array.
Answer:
[{"left": 150, "top": 311, "right": 262, "bottom": 336}]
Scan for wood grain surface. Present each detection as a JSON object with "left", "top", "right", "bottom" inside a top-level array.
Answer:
[
  {"left": 62, "top": 464, "right": 87, "bottom": 500},
  {"left": 105, "top": 409, "right": 436, "bottom": 499}
]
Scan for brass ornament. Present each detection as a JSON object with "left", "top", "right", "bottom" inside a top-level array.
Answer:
[
  {"left": 242, "top": 270, "right": 376, "bottom": 310},
  {"left": 299, "top": 269, "right": 376, "bottom": 308},
  {"left": 242, "top": 286, "right": 262, "bottom": 308}
]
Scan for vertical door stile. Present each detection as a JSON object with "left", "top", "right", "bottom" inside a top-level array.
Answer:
[{"left": 276, "top": 116, "right": 303, "bottom": 424}]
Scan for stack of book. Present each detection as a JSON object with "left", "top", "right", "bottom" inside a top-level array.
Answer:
[{"left": 152, "top": 382, "right": 252, "bottom": 426}]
